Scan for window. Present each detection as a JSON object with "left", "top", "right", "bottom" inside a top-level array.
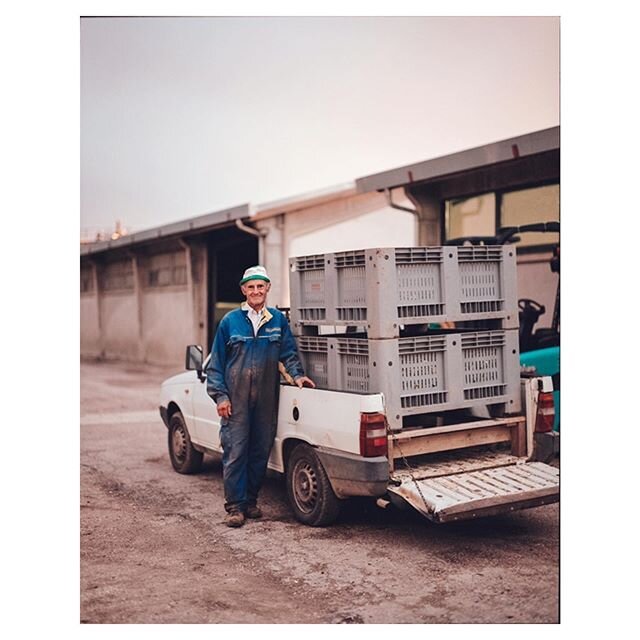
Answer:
[
  {"left": 445, "top": 193, "right": 495, "bottom": 242},
  {"left": 501, "top": 185, "right": 559, "bottom": 248},
  {"left": 101, "top": 260, "right": 134, "bottom": 291},
  {"left": 146, "top": 251, "right": 187, "bottom": 288},
  {"left": 444, "top": 184, "right": 559, "bottom": 248}
]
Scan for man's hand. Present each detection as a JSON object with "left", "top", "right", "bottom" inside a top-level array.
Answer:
[
  {"left": 295, "top": 376, "right": 316, "bottom": 389},
  {"left": 217, "top": 399, "right": 232, "bottom": 419}
]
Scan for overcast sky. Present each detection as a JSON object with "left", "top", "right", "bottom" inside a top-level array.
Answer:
[{"left": 80, "top": 15, "right": 559, "bottom": 236}]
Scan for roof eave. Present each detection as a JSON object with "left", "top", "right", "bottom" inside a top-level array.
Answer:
[
  {"left": 80, "top": 203, "right": 250, "bottom": 256},
  {"left": 355, "top": 126, "right": 560, "bottom": 194}
]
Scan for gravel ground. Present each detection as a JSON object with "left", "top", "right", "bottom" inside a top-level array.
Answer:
[{"left": 80, "top": 358, "right": 559, "bottom": 624}]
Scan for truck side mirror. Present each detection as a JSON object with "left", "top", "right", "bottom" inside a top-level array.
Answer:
[{"left": 185, "top": 345, "right": 203, "bottom": 374}]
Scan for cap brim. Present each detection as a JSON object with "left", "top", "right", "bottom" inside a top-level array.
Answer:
[{"left": 239, "top": 275, "right": 271, "bottom": 285}]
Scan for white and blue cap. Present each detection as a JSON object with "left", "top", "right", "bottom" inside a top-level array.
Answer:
[{"left": 239, "top": 265, "right": 271, "bottom": 285}]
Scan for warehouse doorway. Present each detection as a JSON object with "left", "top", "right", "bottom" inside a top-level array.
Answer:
[{"left": 206, "top": 226, "right": 259, "bottom": 351}]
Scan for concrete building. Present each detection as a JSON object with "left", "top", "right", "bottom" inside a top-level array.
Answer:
[{"left": 80, "top": 126, "right": 559, "bottom": 366}]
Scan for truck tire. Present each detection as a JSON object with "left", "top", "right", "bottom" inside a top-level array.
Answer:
[
  {"left": 286, "top": 443, "right": 340, "bottom": 526},
  {"left": 168, "top": 411, "right": 203, "bottom": 474}
]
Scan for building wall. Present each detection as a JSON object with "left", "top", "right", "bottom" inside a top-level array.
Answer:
[
  {"left": 81, "top": 286, "right": 194, "bottom": 365},
  {"left": 80, "top": 293, "right": 101, "bottom": 357},
  {"left": 80, "top": 242, "right": 208, "bottom": 367},
  {"left": 141, "top": 288, "right": 192, "bottom": 365},
  {"left": 100, "top": 291, "right": 140, "bottom": 359}
]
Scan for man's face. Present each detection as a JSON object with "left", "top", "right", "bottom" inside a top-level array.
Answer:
[{"left": 241, "top": 280, "right": 270, "bottom": 310}]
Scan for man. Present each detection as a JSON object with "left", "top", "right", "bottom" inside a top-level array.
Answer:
[{"left": 205, "top": 265, "right": 315, "bottom": 528}]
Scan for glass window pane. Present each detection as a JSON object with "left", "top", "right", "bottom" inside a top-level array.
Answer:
[
  {"left": 101, "top": 260, "right": 134, "bottom": 291},
  {"left": 445, "top": 193, "right": 495, "bottom": 241},
  {"left": 501, "top": 185, "right": 559, "bottom": 247},
  {"left": 145, "top": 250, "right": 188, "bottom": 288}
]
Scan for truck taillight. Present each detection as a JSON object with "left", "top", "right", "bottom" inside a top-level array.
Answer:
[
  {"left": 535, "top": 392, "right": 555, "bottom": 433},
  {"left": 360, "top": 412, "right": 388, "bottom": 457}
]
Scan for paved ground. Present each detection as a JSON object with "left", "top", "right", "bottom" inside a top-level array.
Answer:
[{"left": 80, "top": 358, "right": 559, "bottom": 624}]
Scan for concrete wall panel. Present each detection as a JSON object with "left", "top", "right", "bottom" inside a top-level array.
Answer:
[
  {"left": 80, "top": 294, "right": 101, "bottom": 356},
  {"left": 141, "top": 288, "right": 192, "bottom": 366},
  {"left": 101, "top": 293, "right": 141, "bottom": 360}
]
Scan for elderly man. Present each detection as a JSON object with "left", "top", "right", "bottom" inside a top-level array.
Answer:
[{"left": 205, "top": 265, "right": 315, "bottom": 527}]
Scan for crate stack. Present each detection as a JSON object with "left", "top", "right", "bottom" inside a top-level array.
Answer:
[{"left": 289, "top": 246, "right": 521, "bottom": 431}]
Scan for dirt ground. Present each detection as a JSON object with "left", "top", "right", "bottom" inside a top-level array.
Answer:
[{"left": 80, "top": 358, "right": 560, "bottom": 624}]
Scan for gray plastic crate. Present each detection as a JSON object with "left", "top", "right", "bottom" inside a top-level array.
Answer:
[
  {"left": 296, "top": 329, "right": 521, "bottom": 431},
  {"left": 289, "top": 254, "right": 329, "bottom": 323},
  {"left": 289, "top": 246, "right": 518, "bottom": 337},
  {"left": 450, "top": 245, "right": 519, "bottom": 323},
  {"left": 295, "top": 335, "right": 330, "bottom": 388}
]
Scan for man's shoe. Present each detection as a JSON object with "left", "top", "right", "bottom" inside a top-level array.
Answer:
[
  {"left": 246, "top": 504, "right": 262, "bottom": 519},
  {"left": 225, "top": 511, "right": 245, "bottom": 528}
]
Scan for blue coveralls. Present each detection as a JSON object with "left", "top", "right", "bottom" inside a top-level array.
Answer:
[{"left": 205, "top": 305, "right": 305, "bottom": 514}]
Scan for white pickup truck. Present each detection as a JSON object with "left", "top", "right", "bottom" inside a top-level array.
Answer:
[{"left": 159, "top": 345, "right": 559, "bottom": 526}]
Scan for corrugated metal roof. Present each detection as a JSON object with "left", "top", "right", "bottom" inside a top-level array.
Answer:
[
  {"left": 355, "top": 126, "right": 560, "bottom": 194},
  {"left": 80, "top": 203, "right": 250, "bottom": 256}
]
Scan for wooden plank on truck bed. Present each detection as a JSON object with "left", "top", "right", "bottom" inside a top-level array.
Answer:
[
  {"left": 391, "top": 417, "right": 525, "bottom": 440},
  {"left": 387, "top": 417, "right": 526, "bottom": 473},
  {"left": 391, "top": 425, "right": 512, "bottom": 457}
]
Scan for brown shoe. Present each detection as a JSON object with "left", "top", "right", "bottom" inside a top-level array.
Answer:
[
  {"left": 246, "top": 504, "right": 262, "bottom": 519},
  {"left": 225, "top": 511, "right": 245, "bottom": 528}
]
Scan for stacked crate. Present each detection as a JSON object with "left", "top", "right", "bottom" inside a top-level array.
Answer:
[{"left": 289, "top": 246, "right": 521, "bottom": 431}]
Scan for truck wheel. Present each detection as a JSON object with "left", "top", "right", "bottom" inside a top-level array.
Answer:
[
  {"left": 286, "top": 443, "right": 340, "bottom": 526},
  {"left": 168, "top": 411, "right": 203, "bottom": 474}
]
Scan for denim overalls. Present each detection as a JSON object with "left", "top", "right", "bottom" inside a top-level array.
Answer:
[{"left": 206, "top": 306, "right": 305, "bottom": 513}]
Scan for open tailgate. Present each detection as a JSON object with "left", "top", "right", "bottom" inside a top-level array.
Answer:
[
  {"left": 385, "top": 416, "right": 559, "bottom": 523},
  {"left": 388, "top": 459, "right": 559, "bottom": 523}
]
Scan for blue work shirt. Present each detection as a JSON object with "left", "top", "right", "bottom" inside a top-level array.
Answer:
[{"left": 205, "top": 305, "right": 305, "bottom": 429}]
